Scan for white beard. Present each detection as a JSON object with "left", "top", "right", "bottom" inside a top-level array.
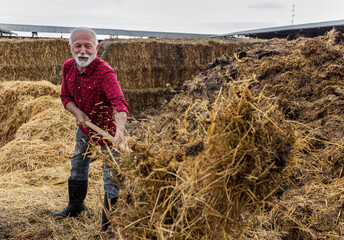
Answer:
[{"left": 72, "top": 52, "right": 97, "bottom": 68}]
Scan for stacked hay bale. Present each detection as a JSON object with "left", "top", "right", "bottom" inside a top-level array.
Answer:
[
  {"left": 100, "top": 38, "right": 243, "bottom": 114},
  {"left": 0, "top": 39, "right": 69, "bottom": 84},
  {"left": 0, "top": 38, "right": 244, "bottom": 115},
  {"left": 100, "top": 38, "right": 241, "bottom": 89}
]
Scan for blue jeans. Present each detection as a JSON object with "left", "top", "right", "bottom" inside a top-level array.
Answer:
[{"left": 70, "top": 128, "right": 120, "bottom": 199}]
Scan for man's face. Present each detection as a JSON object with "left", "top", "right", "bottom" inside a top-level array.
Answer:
[{"left": 69, "top": 31, "right": 99, "bottom": 69}]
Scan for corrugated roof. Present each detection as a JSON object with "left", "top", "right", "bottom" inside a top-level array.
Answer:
[
  {"left": 0, "top": 23, "right": 214, "bottom": 38},
  {"left": 0, "top": 27, "right": 13, "bottom": 34},
  {"left": 219, "top": 19, "right": 344, "bottom": 39}
]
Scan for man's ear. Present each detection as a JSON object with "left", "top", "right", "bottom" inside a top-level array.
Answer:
[
  {"left": 68, "top": 44, "right": 72, "bottom": 52},
  {"left": 96, "top": 44, "right": 100, "bottom": 51}
]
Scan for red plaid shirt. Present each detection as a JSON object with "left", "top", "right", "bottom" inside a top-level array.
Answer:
[{"left": 60, "top": 56, "right": 129, "bottom": 146}]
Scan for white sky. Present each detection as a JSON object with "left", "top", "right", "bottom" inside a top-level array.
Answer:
[{"left": 2, "top": 0, "right": 344, "bottom": 36}]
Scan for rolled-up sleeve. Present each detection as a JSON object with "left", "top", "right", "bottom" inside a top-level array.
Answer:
[{"left": 102, "top": 72, "right": 129, "bottom": 115}]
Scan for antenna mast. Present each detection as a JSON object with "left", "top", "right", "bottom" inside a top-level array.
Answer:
[{"left": 291, "top": 4, "right": 295, "bottom": 25}]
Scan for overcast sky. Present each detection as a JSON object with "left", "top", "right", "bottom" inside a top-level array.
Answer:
[{"left": 2, "top": 0, "right": 344, "bottom": 35}]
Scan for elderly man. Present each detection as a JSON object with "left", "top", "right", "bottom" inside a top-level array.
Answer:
[{"left": 54, "top": 27, "right": 129, "bottom": 232}]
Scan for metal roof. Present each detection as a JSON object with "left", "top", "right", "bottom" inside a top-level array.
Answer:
[
  {"left": 0, "top": 23, "right": 214, "bottom": 38},
  {"left": 0, "top": 27, "right": 14, "bottom": 35},
  {"left": 219, "top": 19, "right": 344, "bottom": 39}
]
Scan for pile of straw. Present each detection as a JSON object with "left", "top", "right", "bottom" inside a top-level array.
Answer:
[
  {"left": 0, "top": 81, "right": 61, "bottom": 147},
  {"left": 0, "top": 80, "right": 108, "bottom": 239},
  {"left": 105, "top": 30, "right": 344, "bottom": 239},
  {"left": 107, "top": 69, "right": 298, "bottom": 239}
]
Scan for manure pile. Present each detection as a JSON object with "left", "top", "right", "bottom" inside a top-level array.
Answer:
[
  {"left": 1, "top": 30, "right": 344, "bottom": 239},
  {"left": 109, "top": 30, "right": 344, "bottom": 239}
]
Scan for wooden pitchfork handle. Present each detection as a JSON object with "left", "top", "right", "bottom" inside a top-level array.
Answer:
[
  {"left": 85, "top": 120, "right": 131, "bottom": 154},
  {"left": 85, "top": 120, "right": 115, "bottom": 142}
]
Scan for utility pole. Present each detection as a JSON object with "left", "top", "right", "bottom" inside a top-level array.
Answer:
[{"left": 291, "top": 4, "right": 295, "bottom": 25}]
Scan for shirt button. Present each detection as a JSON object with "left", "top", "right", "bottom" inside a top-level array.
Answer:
[
  {"left": 78, "top": 87, "right": 80, "bottom": 89},
  {"left": 79, "top": 99, "right": 81, "bottom": 102}
]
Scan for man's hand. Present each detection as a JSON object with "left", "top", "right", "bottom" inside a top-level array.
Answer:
[
  {"left": 75, "top": 111, "right": 90, "bottom": 128},
  {"left": 65, "top": 102, "right": 90, "bottom": 128},
  {"left": 113, "top": 128, "right": 128, "bottom": 152},
  {"left": 113, "top": 111, "right": 129, "bottom": 153}
]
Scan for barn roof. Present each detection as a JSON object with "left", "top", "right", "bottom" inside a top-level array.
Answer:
[
  {"left": 219, "top": 19, "right": 344, "bottom": 39},
  {"left": 0, "top": 27, "right": 14, "bottom": 35},
  {"left": 0, "top": 23, "right": 213, "bottom": 38}
]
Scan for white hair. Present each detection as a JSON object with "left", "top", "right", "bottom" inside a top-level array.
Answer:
[{"left": 69, "top": 27, "right": 98, "bottom": 47}]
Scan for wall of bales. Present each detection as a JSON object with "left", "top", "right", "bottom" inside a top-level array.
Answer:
[
  {"left": 99, "top": 38, "right": 244, "bottom": 114},
  {"left": 0, "top": 38, "right": 244, "bottom": 114},
  {"left": 0, "top": 38, "right": 69, "bottom": 84},
  {"left": 100, "top": 39, "right": 240, "bottom": 89}
]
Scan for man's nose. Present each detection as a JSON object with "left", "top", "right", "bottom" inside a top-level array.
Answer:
[{"left": 80, "top": 46, "right": 86, "bottom": 54}]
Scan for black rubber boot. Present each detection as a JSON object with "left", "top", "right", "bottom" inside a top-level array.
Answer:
[
  {"left": 53, "top": 178, "right": 88, "bottom": 218},
  {"left": 101, "top": 194, "right": 118, "bottom": 232}
]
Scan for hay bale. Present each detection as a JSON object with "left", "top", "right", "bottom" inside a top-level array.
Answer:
[
  {"left": 100, "top": 38, "right": 244, "bottom": 114},
  {"left": 123, "top": 88, "right": 170, "bottom": 114},
  {"left": 0, "top": 39, "right": 69, "bottom": 83},
  {"left": 0, "top": 38, "right": 247, "bottom": 114},
  {"left": 100, "top": 38, "right": 241, "bottom": 89}
]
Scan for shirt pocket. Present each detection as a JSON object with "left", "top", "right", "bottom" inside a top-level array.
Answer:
[
  {"left": 65, "top": 73, "right": 76, "bottom": 97},
  {"left": 84, "top": 82, "right": 100, "bottom": 105}
]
